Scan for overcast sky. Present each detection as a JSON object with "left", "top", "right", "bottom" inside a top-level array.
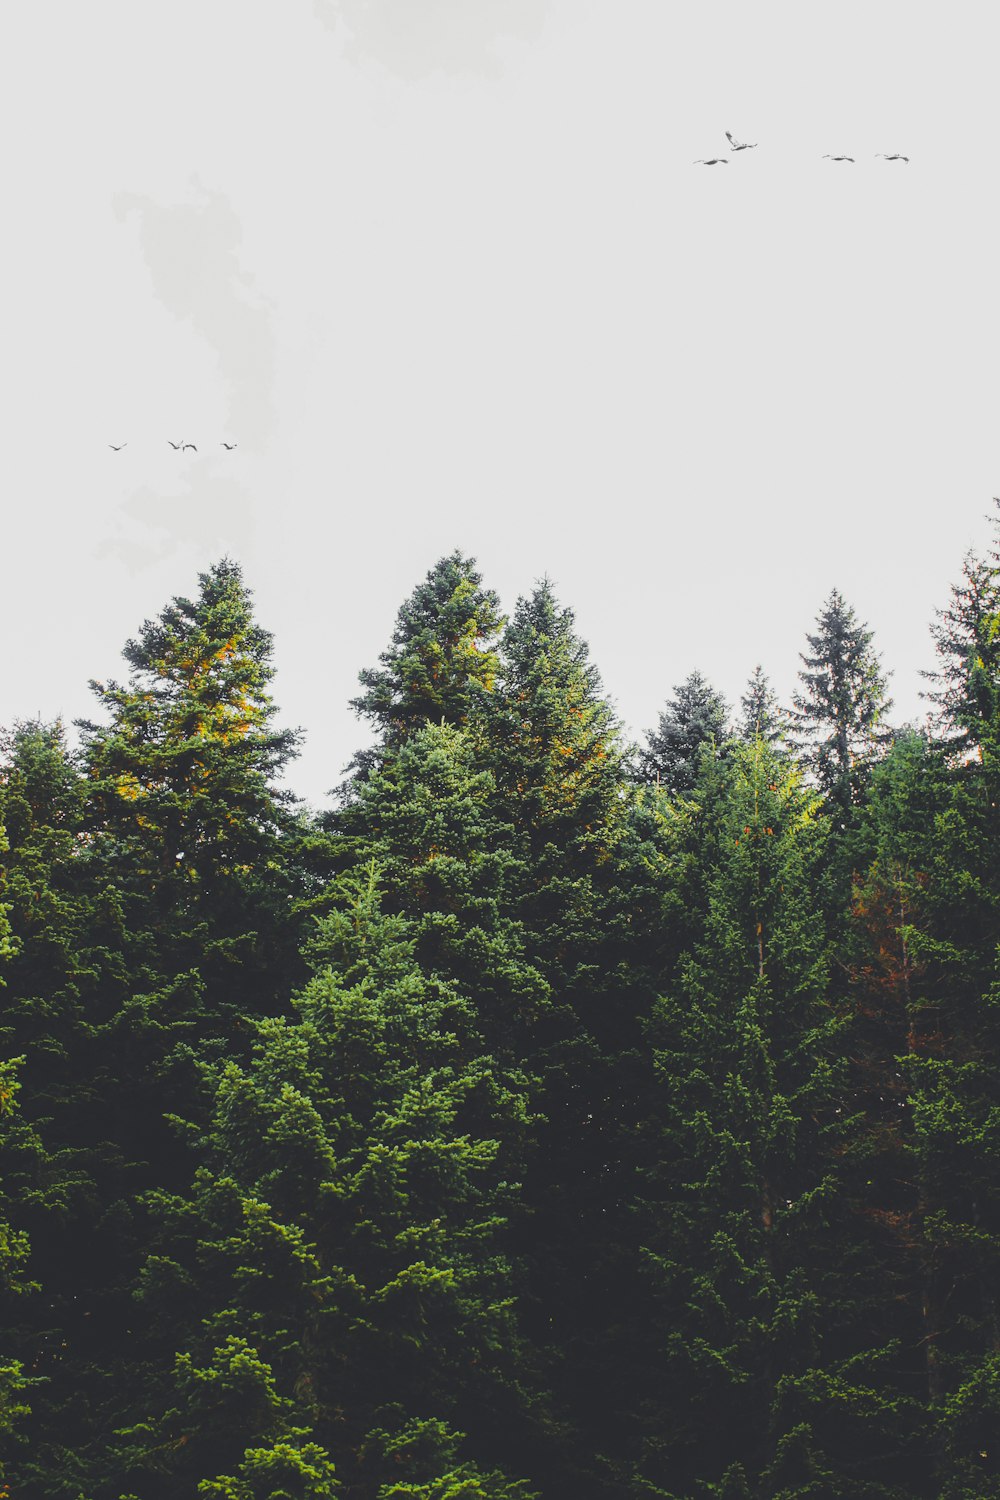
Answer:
[{"left": 2, "top": 1, "right": 999, "bottom": 806}]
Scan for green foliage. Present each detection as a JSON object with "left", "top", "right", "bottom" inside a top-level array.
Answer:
[
  {"left": 739, "top": 666, "right": 791, "bottom": 749},
  {"left": 199, "top": 1439, "right": 341, "bottom": 1500},
  {"left": 3, "top": 537, "right": 1000, "bottom": 1499},
  {"left": 792, "top": 589, "right": 893, "bottom": 818},
  {"left": 639, "top": 670, "right": 730, "bottom": 795},
  {"left": 349, "top": 552, "right": 504, "bottom": 784}
]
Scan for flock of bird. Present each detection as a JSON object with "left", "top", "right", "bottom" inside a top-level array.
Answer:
[
  {"left": 107, "top": 442, "right": 238, "bottom": 451},
  {"left": 694, "top": 131, "right": 909, "bottom": 165}
]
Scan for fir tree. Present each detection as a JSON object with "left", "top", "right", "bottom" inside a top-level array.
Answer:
[
  {"left": 738, "top": 665, "right": 790, "bottom": 748},
  {"left": 4, "top": 565, "right": 308, "bottom": 1495},
  {"left": 923, "top": 542, "right": 1000, "bottom": 757},
  {"left": 115, "top": 866, "right": 537, "bottom": 1499},
  {"left": 639, "top": 671, "right": 729, "bottom": 795},
  {"left": 348, "top": 552, "right": 504, "bottom": 784},
  {"left": 628, "top": 739, "right": 884, "bottom": 1498},
  {"left": 483, "top": 582, "right": 637, "bottom": 1494},
  {"left": 791, "top": 590, "right": 892, "bottom": 819}
]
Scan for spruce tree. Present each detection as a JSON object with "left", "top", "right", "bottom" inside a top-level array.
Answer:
[
  {"left": 115, "top": 865, "right": 537, "bottom": 1499},
  {"left": 77, "top": 558, "right": 306, "bottom": 1049},
  {"left": 923, "top": 543, "right": 1000, "bottom": 756},
  {"left": 739, "top": 665, "right": 790, "bottom": 748},
  {"left": 627, "top": 738, "right": 892, "bottom": 1498},
  {"left": 482, "top": 582, "right": 637, "bottom": 1494},
  {"left": 639, "top": 671, "right": 729, "bottom": 795},
  {"left": 791, "top": 590, "right": 892, "bottom": 819},
  {"left": 3, "top": 564, "right": 308, "bottom": 1495},
  {"left": 348, "top": 552, "right": 504, "bottom": 785}
]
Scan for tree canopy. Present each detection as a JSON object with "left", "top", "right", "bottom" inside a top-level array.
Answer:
[{"left": 3, "top": 540, "right": 1000, "bottom": 1499}]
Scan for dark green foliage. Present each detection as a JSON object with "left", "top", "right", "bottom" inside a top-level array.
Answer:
[
  {"left": 5, "top": 535, "right": 1000, "bottom": 1500},
  {"left": 639, "top": 671, "right": 730, "bottom": 795},
  {"left": 628, "top": 740, "right": 872, "bottom": 1497},
  {"left": 739, "top": 666, "right": 791, "bottom": 748},
  {"left": 115, "top": 867, "right": 536, "bottom": 1498},
  {"left": 348, "top": 552, "right": 504, "bottom": 785},
  {"left": 923, "top": 533, "right": 1000, "bottom": 755},
  {"left": 792, "top": 590, "right": 893, "bottom": 818},
  {"left": 0, "top": 1056, "right": 39, "bottom": 1453}
]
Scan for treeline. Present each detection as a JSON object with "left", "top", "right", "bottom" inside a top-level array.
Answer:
[{"left": 1, "top": 519, "right": 999, "bottom": 1499}]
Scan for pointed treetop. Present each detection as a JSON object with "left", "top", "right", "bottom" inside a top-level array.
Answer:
[
  {"left": 350, "top": 551, "right": 504, "bottom": 755},
  {"left": 791, "top": 588, "right": 892, "bottom": 810},
  {"left": 738, "top": 666, "right": 789, "bottom": 748},
  {"left": 640, "top": 670, "right": 730, "bottom": 794},
  {"left": 491, "top": 578, "right": 625, "bottom": 852},
  {"left": 923, "top": 540, "right": 1000, "bottom": 751}
]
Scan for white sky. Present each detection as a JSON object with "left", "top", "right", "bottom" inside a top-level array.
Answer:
[{"left": 2, "top": 1, "right": 998, "bottom": 807}]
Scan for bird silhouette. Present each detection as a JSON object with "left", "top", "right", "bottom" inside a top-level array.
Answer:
[
  {"left": 168, "top": 441, "right": 183, "bottom": 450},
  {"left": 876, "top": 152, "right": 909, "bottom": 162},
  {"left": 108, "top": 443, "right": 127, "bottom": 451},
  {"left": 725, "top": 131, "right": 757, "bottom": 151},
  {"left": 221, "top": 442, "right": 237, "bottom": 450},
  {"left": 182, "top": 443, "right": 198, "bottom": 452},
  {"left": 694, "top": 158, "right": 729, "bottom": 166},
  {"left": 823, "top": 154, "right": 855, "bottom": 162}
]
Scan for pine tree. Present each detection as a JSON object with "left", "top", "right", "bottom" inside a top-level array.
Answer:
[
  {"left": 481, "top": 583, "right": 638, "bottom": 1494},
  {"left": 791, "top": 590, "right": 892, "bottom": 819},
  {"left": 923, "top": 543, "right": 1000, "bottom": 757},
  {"left": 627, "top": 738, "right": 894, "bottom": 1497},
  {"left": 739, "top": 666, "right": 790, "bottom": 748},
  {"left": 348, "top": 552, "right": 504, "bottom": 785},
  {"left": 114, "top": 865, "right": 537, "bottom": 1499},
  {"left": 639, "top": 671, "right": 729, "bottom": 795},
  {"left": 3, "top": 564, "right": 309, "bottom": 1495},
  {"left": 77, "top": 558, "right": 308, "bottom": 1049}
]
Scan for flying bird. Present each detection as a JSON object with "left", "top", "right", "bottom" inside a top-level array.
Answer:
[
  {"left": 108, "top": 443, "right": 126, "bottom": 451},
  {"left": 823, "top": 154, "right": 855, "bottom": 162},
  {"left": 182, "top": 443, "right": 198, "bottom": 452},
  {"left": 725, "top": 131, "right": 757, "bottom": 151},
  {"left": 221, "top": 442, "right": 237, "bottom": 450},
  {"left": 694, "top": 158, "right": 729, "bottom": 166},
  {"left": 876, "top": 152, "right": 909, "bottom": 162}
]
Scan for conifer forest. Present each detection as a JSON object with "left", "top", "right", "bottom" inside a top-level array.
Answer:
[{"left": 3, "top": 513, "right": 1000, "bottom": 1500}]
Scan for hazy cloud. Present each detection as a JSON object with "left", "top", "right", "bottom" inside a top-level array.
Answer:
[
  {"left": 113, "top": 183, "right": 275, "bottom": 451},
  {"left": 97, "top": 475, "right": 254, "bottom": 573},
  {"left": 313, "top": 0, "right": 550, "bottom": 79}
]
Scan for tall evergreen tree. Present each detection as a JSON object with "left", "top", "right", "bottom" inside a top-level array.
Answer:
[
  {"left": 639, "top": 672, "right": 729, "bottom": 795},
  {"left": 77, "top": 557, "right": 307, "bottom": 1044},
  {"left": 115, "top": 865, "right": 537, "bottom": 1499},
  {"left": 3, "top": 564, "right": 309, "bottom": 1496},
  {"left": 923, "top": 544, "right": 1000, "bottom": 756},
  {"left": 348, "top": 552, "right": 504, "bottom": 785},
  {"left": 628, "top": 738, "right": 901, "bottom": 1498},
  {"left": 482, "top": 583, "right": 638, "bottom": 1494},
  {"left": 739, "top": 665, "right": 790, "bottom": 748},
  {"left": 791, "top": 590, "right": 892, "bottom": 819}
]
